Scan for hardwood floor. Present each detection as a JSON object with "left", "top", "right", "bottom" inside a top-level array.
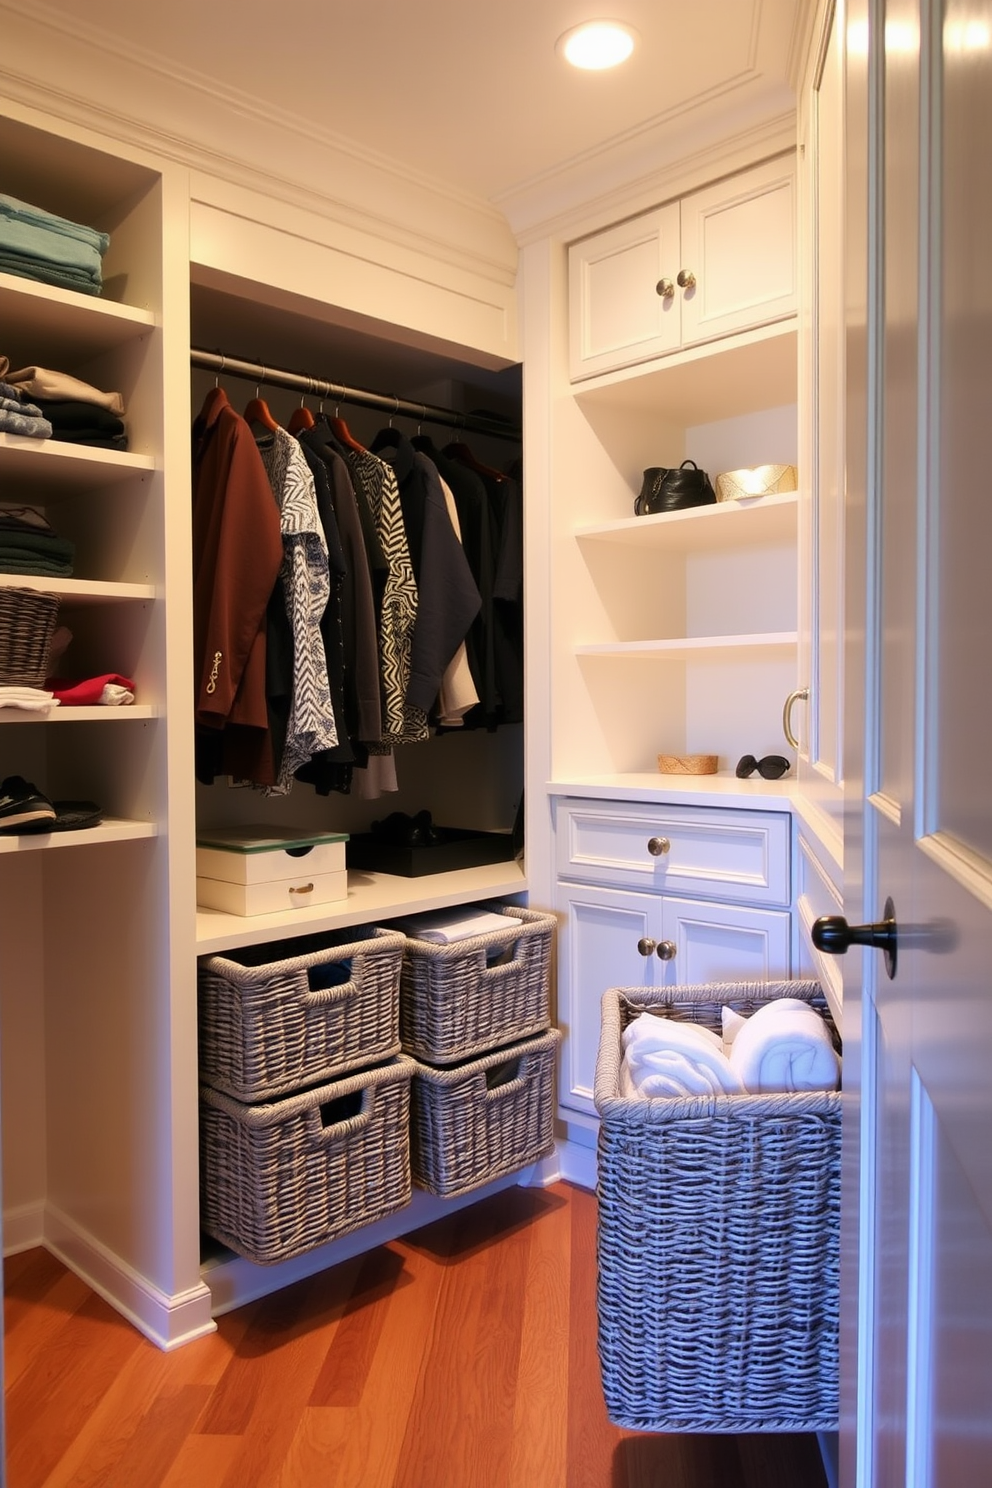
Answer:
[{"left": 4, "top": 1183, "right": 828, "bottom": 1487}]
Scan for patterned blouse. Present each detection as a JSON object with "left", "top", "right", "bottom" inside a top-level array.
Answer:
[
  {"left": 258, "top": 427, "right": 339, "bottom": 788},
  {"left": 346, "top": 448, "right": 429, "bottom": 745}
]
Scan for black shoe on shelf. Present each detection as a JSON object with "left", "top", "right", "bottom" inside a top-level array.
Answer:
[{"left": 0, "top": 775, "right": 57, "bottom": 832}]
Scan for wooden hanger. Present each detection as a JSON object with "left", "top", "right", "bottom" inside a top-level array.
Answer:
[
  {"left": 243, "top": 392, "right": 280, "bottom": 432},
  {"left": 445, "top": 440, "right": 505, "bottom": 481},
  {"left": 287, "top": 404, "right": 315, "bottom": 434},
  {"left": 328, "top": 414, "right": 367, "bottom": 454}
]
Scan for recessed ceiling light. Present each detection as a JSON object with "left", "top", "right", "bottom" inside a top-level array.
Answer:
[{"left": 558, "top": 20, "right": 638, "bottom": 71}]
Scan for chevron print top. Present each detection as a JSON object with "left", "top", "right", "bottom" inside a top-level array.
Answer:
[
  {"left": 258, "top": 428, "right": 339, "bottom": 789},
  {"left": 346, "top": 448, "right": 429, "bottom": 745}
]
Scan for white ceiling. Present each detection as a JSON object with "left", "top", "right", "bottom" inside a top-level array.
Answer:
[{"left": 26, "top": 0, "right": 806, "bottom": 215}]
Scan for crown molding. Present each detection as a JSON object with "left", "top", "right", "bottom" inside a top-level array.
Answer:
[
  {"left": 507, "top": 103, "right": 797, "bottom": 248},
  {"left": 0, "top": 3, "right": 517, "bottom": 287}
]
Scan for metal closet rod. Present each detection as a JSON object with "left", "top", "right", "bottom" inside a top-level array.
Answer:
[{"left": 191, "top": 348, "right": 521, "bottom": 443}]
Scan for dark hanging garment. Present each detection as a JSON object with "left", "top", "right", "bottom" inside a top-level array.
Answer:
[
  {"left": 445, "top": 444, "right": 524, "bottom": 726},
  {"left": 370, "top": 429, "right": 481, "bottom": 718},
  {"left": 300, "top": 424, "right": 383, "bottom": 747},
  {"left": 413, "top": 435, "right": 499, "bottom": 727}
]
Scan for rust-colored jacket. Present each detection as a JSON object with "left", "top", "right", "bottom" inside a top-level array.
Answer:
[{"left": 191, "top": 388, "right": 283, "bottom": 779}]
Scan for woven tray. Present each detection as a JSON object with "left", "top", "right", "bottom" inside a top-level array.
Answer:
[
  {"left": 399, "top": 902, "right": 554, "bottom": 1064},
  {"left": 594, "top": 980, "right": 841, "bottom": 1434},
  {"left": 0, "top": 587, "right": 59, "bottom": 686},
  {"left": 199, "top": 1055, "right": 415, "bottom": 1264},
  {"left": 410, "top": 1027, "right": 561, "bottom": 1197},
  {"left": 198, "top": 925, "right": 405, "bottom": 1101}
]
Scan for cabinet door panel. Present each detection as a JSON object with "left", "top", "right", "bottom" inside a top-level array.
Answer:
[
  {"left": 679, "top": 156, "right": 797, "bottom": 345},
  {"left": 568, "top": 203, "right": 681, "bottom": 379},
  {"left": 660, "top": 895, "right": 792, "bottom": 986},
  {"left": 556, "top": 882, "right": 660, "bottom": 1115}
]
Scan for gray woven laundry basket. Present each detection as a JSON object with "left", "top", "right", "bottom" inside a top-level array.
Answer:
[
  {"left": 594, "top": 980, "right": 840, "bottom": 1434},
  {"left": 198, "top": 925, "right": 405, "bottom": 1101},
  {"left": 199, "top": 1054, "right": 415, "bottom": 1265},
  {"left": 399, "top": 902, "right": 554, "bottom": 1064},
  {"left": 410, "top": 1027, "right": 561, "bottom": 1197}
]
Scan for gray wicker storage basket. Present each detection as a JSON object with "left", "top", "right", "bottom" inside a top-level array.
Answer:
[
  {"left": 0, "top": 587, "right": 59, "bottom": 686},
  {"left": 399, "top": 902, "right": 554, "bottom": 1064},
  {"left": 199, "top": 1054, "right": 415, "bottom": 1264},
  {"left": 594, "top": 980, "right": 840, "bottom": 1434},
  {"left": 410, "top": 1027, "right": 561, "bottom": 1197},
  {"left": 198, "top": 925, "right": 405, "bottom": 1101}
]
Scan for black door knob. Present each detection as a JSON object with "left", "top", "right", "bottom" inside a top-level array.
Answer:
[{"left": 811, "top": 896, "right": 897, "bottom": 979}]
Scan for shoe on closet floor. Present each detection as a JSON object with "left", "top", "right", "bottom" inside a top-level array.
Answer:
[{"left": 0, "top": 775, "right": 57, "bottom": 831}]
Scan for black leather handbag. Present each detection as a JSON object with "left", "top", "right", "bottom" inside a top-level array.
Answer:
[{"left": 634, "top": 460, "right": 717, "bottom": 515}]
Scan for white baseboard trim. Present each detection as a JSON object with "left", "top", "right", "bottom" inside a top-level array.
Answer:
[
  {"left": 555, "top": 1139, "right": 597, "bottom": 1191},
  {"left": 43, "top": 1204, "right": 216, "bottom": 1351},
  {"left": 2, "top": 1200, "right": 45, "bottom": 1256}
]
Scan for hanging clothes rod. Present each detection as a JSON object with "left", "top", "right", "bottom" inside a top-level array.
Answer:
[{"left": 190, "top": 348, "right": 521, "bottom": 443}]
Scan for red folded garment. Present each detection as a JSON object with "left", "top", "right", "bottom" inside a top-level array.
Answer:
[{"left": 46, "top": 673, "right": 135, "bottom": 705}]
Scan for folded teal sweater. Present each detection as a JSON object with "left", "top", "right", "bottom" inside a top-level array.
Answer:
[{"left": 0, "top": 194, "right": 109, "bottom": 290}]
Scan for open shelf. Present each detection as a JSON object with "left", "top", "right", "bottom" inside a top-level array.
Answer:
[
  {"left": 575, "top": 491, "right": 798, "bottom": 552},
  {"left": 576, "top": 631, "right": 798, "bottom": 660},
  {"left": 0, "top": 271, "right": 155, "bottom": 363},
  {"left": 573, "top": 321, "right": 798, "bottom": 425},
  {"left": 0, "top": 705, "right": 156, "bottom": 723},
  {"left": 0, "top": 433, "right": 154, "bottom": 487},
  {"left": 0, "top": 574, "right": 155, "bottom": 601},
  {"left": 196, "top": 859, "right": 527, "bottom": 956},
  {"left": 0, "top": 817, "right": 157, "bottom": 853}
]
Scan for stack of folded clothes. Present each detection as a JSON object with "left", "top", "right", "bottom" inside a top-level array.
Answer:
[
  {"left": 0, "top": 378, "right": 51, "bottom": 440},
  {"left": 33, "top": 399, "right": 127, "bottom": 450},
  {"left": 0, "top": 358, "right": 127, "bottom": 450},
  {"left": 0, "top": 506, "right": 74, "bottom": 577},
  {"left": 0, "top": 192, "right": 109, "bottom": 296}
]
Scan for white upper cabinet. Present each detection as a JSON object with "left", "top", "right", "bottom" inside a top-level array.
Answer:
[{"left": 568, "top": 155, "right": 797, "bottom": 382}]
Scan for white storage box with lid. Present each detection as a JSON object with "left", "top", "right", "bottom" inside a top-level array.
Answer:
[{"left": 195, "top": 824, "right": 349, "bottom": 916}]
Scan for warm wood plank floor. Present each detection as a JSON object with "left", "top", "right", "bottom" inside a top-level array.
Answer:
[{"left": 4, "top": 1183, "right": 828, "bottom": 1487}]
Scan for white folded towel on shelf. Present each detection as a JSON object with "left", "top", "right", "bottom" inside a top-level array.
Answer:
[
  {"left": 621, "top": 1013, "right": 744, "bottom": 1098},
  {"left": 0, "top": 686, "right": 59, "bottom": 712},
  {"left": 726, "top": 997, "right": 840, "bottom": 1094},
  {"left": 397, "top": 908, "right": 521, "bottom": 944}
]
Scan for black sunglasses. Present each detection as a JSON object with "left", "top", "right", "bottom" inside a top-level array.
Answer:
[{"left": 735, "top": 754, "right": 791, "bottom": 780}]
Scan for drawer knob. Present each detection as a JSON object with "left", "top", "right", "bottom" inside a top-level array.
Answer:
[
  {"left": 677, "top": 268, "right": 696, "bottom": 290},
  {"left": 636, "top": 937, "right": 657, "bottom": 957},
  {"left": 647, "top": 836, "right": 671, "bottom": 857},
  {"left": 656, "top": 940, "right": 677, "bottom": 961},
  {"left": 655, "top": 277, "right": 675, "bottom": 300}
]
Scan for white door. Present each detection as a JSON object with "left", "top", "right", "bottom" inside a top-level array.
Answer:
[{"left": 832, "top": 2, "right": 992, "bottom": 1482}]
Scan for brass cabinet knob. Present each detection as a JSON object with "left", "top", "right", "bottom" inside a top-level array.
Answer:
[
  {"left": 637, "top": 937, "right": 657, "bottom": 957},
  {"left": 677, "top": 268, "right": 696, "bottom": 290},
  {"left": 647, "top": 836, "right": 671, "bottom": 857},
  {"left": 656, "top": 940, "right": 677, "bottom": 961},
  {"left": 655, "top": 277, "right": 675, "bottom": 299}
]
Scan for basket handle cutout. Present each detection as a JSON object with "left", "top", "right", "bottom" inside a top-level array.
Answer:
[
  {"left": 311, "top": 1086, "right": 369, "bottom": 1140},
  {"left": 307, "top": 959, "right": 354, "bottom": 993},
  {"left": 485, "top": 1057, "right": 522, "bottom": 1091},
  {"left": 484, "top": 942, "right": 517, "bottom": 969}
]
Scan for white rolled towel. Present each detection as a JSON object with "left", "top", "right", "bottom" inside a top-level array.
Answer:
[
  {"left": 621, "top": 1013, "right": 744, "bottom": 1098},
  {"left": 727, "top": 997, "right": 840, "bottom": 1094}
]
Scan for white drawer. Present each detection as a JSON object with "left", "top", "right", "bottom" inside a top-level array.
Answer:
[{"left": 555, "top": 797, "right": 791, "bottom": 907}]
